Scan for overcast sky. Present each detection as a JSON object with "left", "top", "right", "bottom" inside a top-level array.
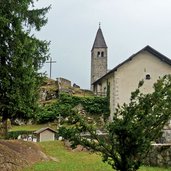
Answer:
[{"left": 35, "top": 0, "right": 171, "bottom": 89}]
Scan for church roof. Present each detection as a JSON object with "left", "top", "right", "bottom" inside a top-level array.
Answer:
[
  {"left": 92, "top": 27, "right": 107, "bottom": 50},
  {"left": 92, "top": 45, "right": 171, "bottom": 84}
]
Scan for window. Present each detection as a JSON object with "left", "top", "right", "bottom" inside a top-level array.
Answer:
[
  {"left": 146, "top": 74, "right": 151, "bottom": 80},
  {"left": 97, "top": 51, "right": 104, "bottom": 57},
  {"left": 97, "top": 51, "right": 100, "bottom": 57}
]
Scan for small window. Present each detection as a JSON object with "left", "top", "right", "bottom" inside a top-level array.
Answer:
[
  {"left": 101, "top": 52, "right": 104, "bottom": 57},
  {"left": 146, "top": 74, "right": 151, "bottom": 80},
  {"left": 97, "top": 51, "right": 100, "bottom": 57}
]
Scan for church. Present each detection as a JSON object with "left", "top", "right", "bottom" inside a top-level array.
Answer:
[{"left": 91, "top": 26, "right": 171, "bottom": 120}]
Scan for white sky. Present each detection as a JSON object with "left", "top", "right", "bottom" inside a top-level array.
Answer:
[{"left": 35, "top": 0, "right": 171, "bottom": 89}]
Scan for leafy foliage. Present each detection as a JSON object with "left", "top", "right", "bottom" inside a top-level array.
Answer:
[
  {"left": 37, "top": 93, "right": 110, "bottom": 123},
  {"left": 0, "top": 0, "right": 50, "bottom": 136},
  {"left": 60, "top": 75, "right": 171, "bottom": 171},
  {"left": 7, "top": 130, "right": 34, "bottom": 139},
  {"left": 81, "top": 96, "right": 109, "bottom": 116}
]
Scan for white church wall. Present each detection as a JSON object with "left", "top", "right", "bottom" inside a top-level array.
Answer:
[{"left": 113, "top": 51, "right": 171, "bottom": 109}]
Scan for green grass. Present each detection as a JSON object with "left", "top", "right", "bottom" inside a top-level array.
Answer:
[
  {"left": 10, "top": 123, "right": 57, "bottom": 131},
  {"left": 11, "top": 125, "right": 171, "bottom": 171},
  {"left": 140, "top": 166, "right": 171, "bottom": 171},
  {"left": 24, "top": 141, "right": 112, "bottom": 171},
  {"left": 12, "top": 125, "right": 171, "bottom": 171},
  {"left": 24, "top": 141, "right": 171, "bottom": 171}
]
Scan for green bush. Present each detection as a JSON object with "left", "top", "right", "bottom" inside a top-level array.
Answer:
[
  {"left": 7, "top": 130, "right": 34, "bottom": 139},
  {"left": 81, "top": 96, "right": 109, "bottom": 116},
  {"left": 36, "top": 93, "right": 110, "bottom": 123}
]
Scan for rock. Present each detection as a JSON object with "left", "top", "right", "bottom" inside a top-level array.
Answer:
[
  {"left": 58, "top": 136, "right": 63, "bottom": 141},
  {"left": 13, "top": 118, "right": 26, "bottom": 126},
  {"left": 0, "top": 140, "right": 53, "bottom": 171}
]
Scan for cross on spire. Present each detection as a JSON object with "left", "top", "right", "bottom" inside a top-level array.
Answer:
[
  {"left": 99, "top": 22, "right": 101, "bottom": 28},
  {"left": 46, "top": 57, "right": 56, "bottom": 78}
]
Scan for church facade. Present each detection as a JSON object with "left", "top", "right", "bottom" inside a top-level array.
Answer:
[{"left": 91, "top": 27, "right": 171, "bottom": 120}]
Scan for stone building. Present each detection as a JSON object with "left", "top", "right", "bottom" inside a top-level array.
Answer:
[
  {"left": 91, "top": 27, "right": 171, "bottom": 121},
  {"left": 91, "top": 26, "right": 108, "bottom": 90}
]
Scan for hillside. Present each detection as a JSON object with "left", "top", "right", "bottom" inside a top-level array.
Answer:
[{"left": 39, "top": 77, "right": 94, "bottom": 104}]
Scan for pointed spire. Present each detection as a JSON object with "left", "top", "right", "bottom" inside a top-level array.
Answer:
[{"left": 92, "top": 24, "right": 107, "bottom": 50}]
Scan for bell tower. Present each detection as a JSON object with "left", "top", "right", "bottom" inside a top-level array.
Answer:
[{"left": 91, "top": 25, "right": 108, "bottom": 90}]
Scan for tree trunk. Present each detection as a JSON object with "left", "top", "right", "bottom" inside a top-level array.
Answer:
[
  {"left": 3, "top": 119, "right": 8, "bottom": 139},
  {"left": 2, "top": 114, "right": 8, "bottom": 139}
]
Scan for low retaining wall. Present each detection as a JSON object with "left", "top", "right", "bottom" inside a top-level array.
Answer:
[{"left": 144, "top": 144, "right": 171, "bottom": 167}]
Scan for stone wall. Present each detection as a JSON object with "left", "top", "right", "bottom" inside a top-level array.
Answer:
[
  {"left": 56, "top": 77, "right": 71, "bottom": 90},
  {"left": 144, "top": 144, "right": 171, "bottom": 167}
]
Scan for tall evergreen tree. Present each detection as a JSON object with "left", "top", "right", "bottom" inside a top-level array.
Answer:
[{"left": 0, "top": 0, "right": 50, "bottom": 136}]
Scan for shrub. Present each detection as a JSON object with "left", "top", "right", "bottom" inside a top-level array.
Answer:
[
  {"left": 7, "top": 130, "right": 34, "bottom": 139},
  {"left": 36, "top": 93, "right": 110, "bottom": 123}
]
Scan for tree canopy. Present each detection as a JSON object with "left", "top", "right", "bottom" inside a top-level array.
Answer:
[
  {"left": 60, "top": 75, "right": 171, "bottom": 171},
  {"left": 0, "top": 0, "right": 50, "bottom": 136}
]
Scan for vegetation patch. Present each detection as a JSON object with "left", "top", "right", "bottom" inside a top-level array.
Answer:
[
  {"left": 24, "top": 141, "right": 171, "bottom": 171},
  {"left": 37, "top": 93, "right": 110, "bottom": 124}
]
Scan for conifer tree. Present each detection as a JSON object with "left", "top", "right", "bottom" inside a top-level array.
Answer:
[
  {"left": 61, "top": 75, "right": 171, "bottom": 171},
  {"left": 0, "top": 0, "right": 50, "bottom": 137}
]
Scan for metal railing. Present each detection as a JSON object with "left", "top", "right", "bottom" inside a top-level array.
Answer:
[{"left": 94, "top": 92, "right": 107, "bottom": 97}]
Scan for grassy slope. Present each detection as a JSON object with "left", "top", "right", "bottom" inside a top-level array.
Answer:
[
  {"left": 24, "top": 141, "right": 171, "bottom": 171},
  {"left": 24, "top": 141, "right": 112, "bottom": 171},
  {"left": 10, "top": 125, "right": 171, "bottom": 171},
  {"left": 10, "top": 124, "right": 57, "bottom": 131}
]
